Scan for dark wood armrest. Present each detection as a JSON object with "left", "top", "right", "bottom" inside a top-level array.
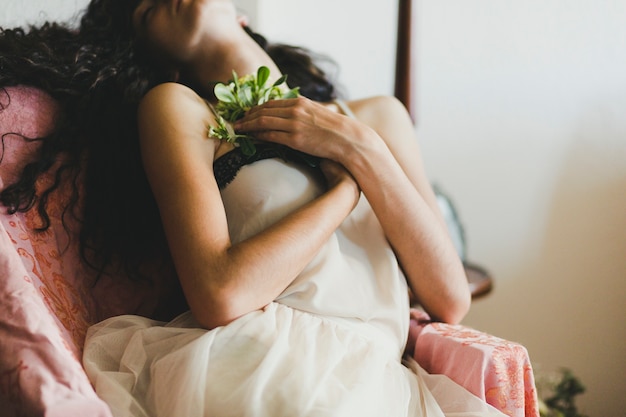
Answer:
[{"left": 464, "top": 261, "right": 493, "bottom": 299}]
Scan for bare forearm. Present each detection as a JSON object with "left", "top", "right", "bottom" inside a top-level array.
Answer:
[
  {"left": 339, "top": 135, "right": 470, "bottom": 323},
  {"left": 229, "top": 95, "right": 470, "bottom": 322},
  {"left": 180, "top": 178, "right": 358, "bottom": 328}
]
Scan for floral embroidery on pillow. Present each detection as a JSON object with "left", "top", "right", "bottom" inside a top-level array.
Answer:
[{"left": 428, "top": 322, "right": 538, "bottom": 416}]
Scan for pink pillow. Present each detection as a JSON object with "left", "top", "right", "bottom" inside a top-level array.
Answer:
[
  {"left": 410, "top": 311, "right": 540, "bottom": 417},
  {"left": 3, "top": 86, "right": 168, "bottom": 416},
  {"left": 0, "top": 217, "right": 112, "bottom": 416},
  {"left": 0, "top": 85, "right": 113, "bottom": 416}
]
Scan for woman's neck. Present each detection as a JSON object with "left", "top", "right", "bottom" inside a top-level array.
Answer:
[{"left": 181, "top": 27, "right": 282, "bottom": 100}]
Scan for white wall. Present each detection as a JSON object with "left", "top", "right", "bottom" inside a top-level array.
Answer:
[
  {"left": 416, "top": 3, "right": 626, "bottom": 417},
  {"left": 4, "top": 1, "right": 626, "bottom": 415},
  {"left": 246, "top": 1, "right": 626, "bottom": 416},
  {"left": 234, "top": 0, "right": 398, "bottom": 100},
  {"left": 0, "top": 0, "right": 89, "bottom": 28}
]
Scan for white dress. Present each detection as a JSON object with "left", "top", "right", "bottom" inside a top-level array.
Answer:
[{"left": 83, "top": 143, "right": 505, "bottom": 417}]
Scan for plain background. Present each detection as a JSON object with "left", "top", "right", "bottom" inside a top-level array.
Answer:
[{"left": 2, "top": 1, "right": 625, "bottom": 415}]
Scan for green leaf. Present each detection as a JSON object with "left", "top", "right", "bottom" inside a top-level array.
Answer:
[
  {"left": 214, "top": 83, "right": 235, "bottom": 103},
  {"left": 269, "top": 86, "right": 283, "bottom": 100},
  {"left": 260, "top": 88, "right": 273, "bottom": 105},
  {"left": 282, "top": 87, "right": 300, "bottom": 99},
  {"left": 239, "top": 84, "right": 255, "bottom": 108},
  {"left": 239, "top": 137, "right": 256, "bottom": 156},
  {"left": 256, "top": 66, "right": 270, "bottom": 88},
  {"left": 230, "top": 107, "right": 245, "bottom": 122},
  {"left": 231, "top": 70, "right": 239, "bottom": 87},
  {"left": 273, "top": 74, "right": 288, "bottom": 87}
]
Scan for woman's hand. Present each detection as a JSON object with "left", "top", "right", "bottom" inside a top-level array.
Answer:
[
  {"left": 137, "top": 83, "right": 366, "bottom": 329},
  {"left": 233, "top": 97, "right": 372, "bottom": 162},
  {"left": 239, "top": 94, "right": 470, "bottom": 324}
]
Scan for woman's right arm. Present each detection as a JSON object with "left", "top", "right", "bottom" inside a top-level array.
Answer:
[{"left": 137, "top": 83, "right": 358, "bottom": 329}]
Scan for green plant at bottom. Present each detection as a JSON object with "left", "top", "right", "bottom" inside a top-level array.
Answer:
[{"left": 537, "top": 368, "right": 587, "bottom": 417}]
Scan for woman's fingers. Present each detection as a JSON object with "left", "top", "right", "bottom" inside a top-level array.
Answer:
[
  {"left": 236, "top": 98, "right": 308, "bottom": 126},
  {"left": 234, "top": 98, "right": 311, "bottom": 141},
  {"left": 250, "top": 96, "right": 314, "bottom": 111},
  {"left": 233, "top": 96, "right": 353, "bottom": 160},
  {"left": 234, "top": 113, "right": 293, "bottom": 134}
]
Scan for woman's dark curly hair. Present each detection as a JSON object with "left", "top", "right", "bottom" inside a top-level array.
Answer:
[{"left": 0, "top": 0, "right": 339, "bottom": 282}]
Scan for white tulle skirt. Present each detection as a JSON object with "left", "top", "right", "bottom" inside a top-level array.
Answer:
[{"left": 83, "top": 303, "right": 505, "bottom": 417}]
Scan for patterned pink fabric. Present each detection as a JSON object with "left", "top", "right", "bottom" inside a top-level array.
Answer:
[
  {"left": 408, "top": 310, "right": 540, "bottom": 417},
  {"left": 1, "top": 86, "right": 165, "bottom": 416},
  {"left": 1, "top": 86, "right": 112, "bottom": 416}
]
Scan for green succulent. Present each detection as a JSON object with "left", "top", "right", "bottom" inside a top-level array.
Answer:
[{"left": 208, "top": 66, "right": 300, "bottom": 156}]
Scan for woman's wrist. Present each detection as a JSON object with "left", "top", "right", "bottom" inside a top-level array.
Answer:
[
  {"left": 325, "top": 174, "right": 360, "bottom": 214},
  {"left": 336, "top": 126, "right": 389, "bottom": 181}
]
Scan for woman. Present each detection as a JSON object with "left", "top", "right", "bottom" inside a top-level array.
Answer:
[
  {"left": 2, "top": 0, "right": 502, "bottom": 415},
  {"left": 126, "top": 0, "right": 471, "bottom": 326}
]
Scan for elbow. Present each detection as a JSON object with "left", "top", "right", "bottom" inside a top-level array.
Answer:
[
  {"left": 191, "top": 304, "right": 243, "bottom": 330},
  {"left": 187, "top": 285, "right": 262, "bottom": 330},
  {"left": 426, "top": 283, "right": 472, "bottom": 325},
  {"left": 438, "top": 263, "right": 473, "bottom": 324},
  {"left": 443, "top": 290, "right": 471, "bottom": 325},
  {"left": 195, "top": 317, "right": 235, "bottom": 331},
  {"left": 179, "top": 259, "right": 271, "bottom": 329},
  {"left": 190, "top": 298, "right": 240, "bottom": 330}
]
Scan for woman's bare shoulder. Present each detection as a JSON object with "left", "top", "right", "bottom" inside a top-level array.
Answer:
[
  {"left": 345, "top": 95, "right": 406, "bottom": 114},
  {"left": 136, "top": 82, "right": 217, "bottom": 166},
  {"left": 343, "top": 95, "right": 413, "bottom": 135},
  {"left": 137, "top": 83, "right": 215, "bottom": 144},
  {"left": 139, "top": 82, "right": 209, "bottom": 115}
]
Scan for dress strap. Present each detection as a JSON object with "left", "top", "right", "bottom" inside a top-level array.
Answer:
[{"left": 334, "top": 99, "right": 357, "bottom": 119}]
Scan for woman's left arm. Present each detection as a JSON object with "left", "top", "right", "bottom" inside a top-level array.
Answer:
[{"left": 235, "top": 96, "right": 470, "bottom": 323}]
